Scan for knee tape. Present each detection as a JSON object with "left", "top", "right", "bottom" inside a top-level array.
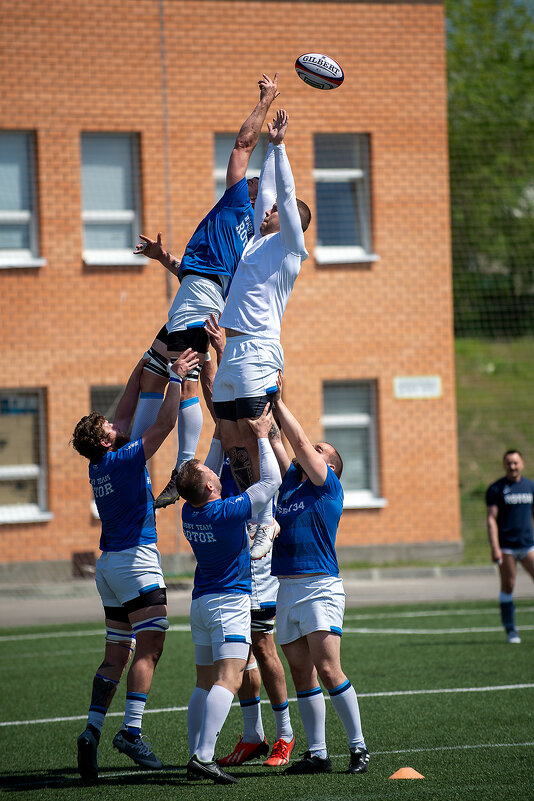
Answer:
[
  {"left": 245, "top": 660, "right": 259, "bottom": 672},
  {"left": 143, "top": 348, "right": 170, "bottom": 380},
  {"left": 105, "top": 627, "right": 136, "bottom": 650},
  {"left": 132, "top": 616, "right": 170, "bottom": 635}
]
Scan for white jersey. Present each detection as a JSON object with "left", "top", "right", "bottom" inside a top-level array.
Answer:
[{"left": 219, "top": 143, "right": 308, "bottom": 339}]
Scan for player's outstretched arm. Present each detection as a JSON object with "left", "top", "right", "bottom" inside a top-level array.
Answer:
[
  {"left": 274, "top": 392, "right": 328, "bottom": 487},
  {"left": 134, "top": 231, "right": 181, "bottom": 277},
  {"left": 243, "top": 405, "right": 282, "bottom": 513},
  {"left": 226, "top": 72, "right": 279, "bottom": 189},
  {"left": 142, "top": 348, "right": 199, "bottom": 460},
  {"left": 113, "top": 356, "right": 150, "bottom": 434}
]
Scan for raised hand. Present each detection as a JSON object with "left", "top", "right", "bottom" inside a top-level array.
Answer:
[
  {"left": 171, "top": 348, "right": 199, "bottom": 380},
  {"left": 259, "top": 72, "right": 280, "bottom": 104},
  {"left": 133, "top": 231, "right": 165, "bottom": 259},
  {"left": 267, "top": 109, "right": 288, "bottom": 146}
]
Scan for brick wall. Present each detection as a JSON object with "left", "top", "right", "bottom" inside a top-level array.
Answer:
[{"left": 0, "top": 0, "right": 460, "bottom": 565}]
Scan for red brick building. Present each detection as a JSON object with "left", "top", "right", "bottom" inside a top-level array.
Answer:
[{"left": 0, "top": 0, "right": 460, "bottom": 578}]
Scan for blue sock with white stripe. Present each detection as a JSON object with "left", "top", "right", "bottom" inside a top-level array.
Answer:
[
  {"left": 328, "top": 679, "right": 365, "bottom": 750},
  {"left": 130, "top": 392, "right": 165, "bottom": 440},
  {"left": 241, "top": 696, "right": 265, "bottom": 743},
  {"left": 272, "top": 699, "right": 293, "bottom": 741},
  {"left": 175, "top": 396, "right": 203, "bottom": 470},
  {"left": 124, "top": 692, "right": 148, "bottom": 733},
  {"left": 499, "top": 591, "right": 516, "bottom": 633},
  {"left": 297, "top": 687, "right": 327, "bottom": 758}
]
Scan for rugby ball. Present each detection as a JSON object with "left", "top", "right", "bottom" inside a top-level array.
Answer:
[{"left": 295, "top": 53, "right": 344, "bottom": 90}]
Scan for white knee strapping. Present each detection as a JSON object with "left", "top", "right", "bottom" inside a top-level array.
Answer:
[
  {"left": 105, "top": 627, "right": 136, "bottom": 650},
  {"left": 245, "top": 660, "right": 259, "bottom": 672},
  {"left": 143, "top": 348, "right": 170, "bottom": 379},
  {"left": 132, "top": 616, "right": 170, "bottom": 634}
]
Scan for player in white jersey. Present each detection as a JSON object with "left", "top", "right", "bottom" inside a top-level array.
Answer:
[
  {"left": 71, "top": 348, "right": 198, "bottom": 781},
  {"left": 175, "top": 406, "right": 281, "bottom": 784},
  {"left": 212, "top": 108, "right": 311, "bottom": 560},
  {"left": 130, "top": 74, "right": 279, "bottom": 510}
]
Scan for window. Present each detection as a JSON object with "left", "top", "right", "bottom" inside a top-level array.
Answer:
[
  {"left": 321, "top": 381, "right": 386, "bottom": 508},
  {"left": 0, "top": 131, "right": 45, "bottom": 269},
  {"left": 81, "top": 133, "right": 144, "bottom": 266},
  {"left": 213, "top": 133, "right": 268, "bottom": 200},
  {"left": 90, "top": 386, "right": 124, "bottom": 422},
  {"left": 313, "top": 134, "right": 377, "bottom": 265},
  {"left": 0, "top": 389, "right": 52, "bottom": 523}
]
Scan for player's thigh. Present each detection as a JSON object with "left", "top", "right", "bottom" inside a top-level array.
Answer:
[
  {"left": 499, "top": 553, "right": 517, "bottom": 592},
  {"left": 520, "top": 546, "right": 534, "bottom": 579}
]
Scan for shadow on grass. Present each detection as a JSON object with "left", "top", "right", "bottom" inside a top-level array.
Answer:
[{"left": 0, "top": 764, "right": 192, "bottom": 792}]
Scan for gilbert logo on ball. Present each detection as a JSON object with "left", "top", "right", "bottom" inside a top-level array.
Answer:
[{"left": 295, "top": 53, "right": 344, "bottom": 90}]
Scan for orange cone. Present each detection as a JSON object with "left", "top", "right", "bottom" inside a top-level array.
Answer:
[{"left": 389, "top": 767, "right": 425, "bottom": 779}]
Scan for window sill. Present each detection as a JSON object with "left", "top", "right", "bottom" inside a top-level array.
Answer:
[
  {"left": 342, "top": 494, "right": 387, "bottom": 510},
  {"left": 314, "top": 246, "right": 379, "bottom": 266},
  {"left": 83, "top": 250, "right": 148, "bottom": 267},
  {"left": 0, "top": 257, "right": 47, "bottom": 270},
  {"left": 0, "top": 504, "right": 54, "bottom": 525}
]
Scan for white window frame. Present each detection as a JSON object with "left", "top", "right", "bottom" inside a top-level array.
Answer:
[
  {"left": 81, "top": 133, "right": 147, "bottom": 267},
  {"left": 0, "top": 131, "right": 46, "bottom": 270},
  {"left": 321, "top": 381, "right": 386, "bottom": 509},
  {"left": 213, "top": 133, "right": 268, "bottom": 201},
  {"left": 313, "top": 135, "right": 378, "bottom": 266},
  {"left": 0, "top": 388, "right": 53, "bottom": 524}
]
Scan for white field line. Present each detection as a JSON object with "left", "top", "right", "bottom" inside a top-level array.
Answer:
[
  {"left": 2, "top": 621, "right": 534, "bottom": 649},
  {"left": 343, "top": 625, "right": 534, "bottom": 634},
  {"left": 2, "top": 683, "right": 533, "bottom": 728},
  {"left": 344, "top": 606, "right": 534, "bottom": 621}
]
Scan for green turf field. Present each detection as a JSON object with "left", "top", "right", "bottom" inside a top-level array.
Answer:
[{"left": 1, "top": 600, "right": 533, "bottom": 801}]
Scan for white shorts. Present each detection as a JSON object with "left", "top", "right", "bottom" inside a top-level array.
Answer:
[
  {"left": 212, "top": 335, "right": 284, "bottom": 401},
  {"left": 250, "top": 552, "right": 279, "bottom": 612},
  {"left": 95, "top": 544, "right": 166, "bottom": 608},
  {"left": 501, "top": 544, "right": 534, "bottom": 561},
  {"left": 167, "top": 274, "right": 225, "bottom": 333},
  {"left": 275, "top": 575, "right": 345, "bottom": 646},
  {"left": 190, "top": 592, "right": 251, "bottom": 664}
]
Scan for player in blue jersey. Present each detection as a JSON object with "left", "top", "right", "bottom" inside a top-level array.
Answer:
[
  {"left": 216, "top": 456, "right": 295, "bottom": 769},
  {"left": 266, "top": 380, "right": 370, "bottom": 777},
  {"left": 130, "top": 72, "right": 279, "bottom": 509},
  {"left": 71, "top": 348, "right": 199, "bottom": 781},
  {"left": 486, "top": 450, "right": 534, "bottom": 644},
  {"left": 175, "top": 406, "right": 281, "bottom": 784}
]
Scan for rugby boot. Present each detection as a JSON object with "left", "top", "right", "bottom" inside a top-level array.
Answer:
[{"left": 154, "top": 469, "right": 180, "bottom": 509}]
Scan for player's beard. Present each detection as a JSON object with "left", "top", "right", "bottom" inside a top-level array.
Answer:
[{"left": 114, "top": 430, "right": 130, "bottom": 450}]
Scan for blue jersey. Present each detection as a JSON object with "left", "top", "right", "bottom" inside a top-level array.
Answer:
[
  {"left": 89, "top": 439, "right": 157, "bottom": 552},
  {"left": 182, "top": 493, "right": 253, "bottom": 599},
  {"left": 485, "top": 475, "right": 534, "bottom": 549},
  {"left": 271, "top": 464, "right": 343, "bottom": 577},
  {"left": 178, "top": 178, "right": 253, "bottom": 288}
]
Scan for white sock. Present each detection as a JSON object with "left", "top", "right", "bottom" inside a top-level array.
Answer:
[
  {"left": 297, "top": 688, "right": 327, "bottom": 757},
  {"left": 130, "top": 392, "right": 164, "bottom": 440},
  {"left": 272, "top": 699, "right": 293, "bottom": 741},
  {"left": 175, "top": 396, "right": 203, "bottom": 470},
  {"left": 187, "top": 686, "right": 209, "bottom": 757},
  {"left": 241, "top": 696, "right": 264, "bottom": 743},
  {"left": 195, "top": 684, "right": 234, "bottom": 762},
  {"left": 124, "top": 692, "right": 147, "bottom": 732},
  {"left": 328, "top": 680, "right": 365, "bottom": 750}
]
